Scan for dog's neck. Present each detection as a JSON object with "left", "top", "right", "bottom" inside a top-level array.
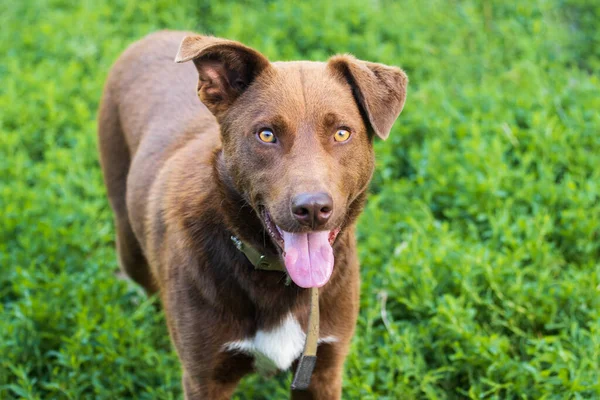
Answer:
[{"left": 213, "top": 149, "right": 281, "bottom": 259}]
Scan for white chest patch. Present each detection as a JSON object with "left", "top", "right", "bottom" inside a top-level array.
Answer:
[{"left": 223, "top": 313, "right": 337, "bottom": 375}]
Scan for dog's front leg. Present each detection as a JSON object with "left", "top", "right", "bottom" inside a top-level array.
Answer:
[
  {"left": 174, "top": 319, "right": 254, "bottom": 400},
  {"left": 182, "top": 372, "right": 232, "bottom": 400},
  {"left": 182, "top": 366, "right": 248, "bottom": 400},
  {"left": 291, "top": 341, "right": 348, "bottom": 400},
  {"left": 162, "top": 264, "right": 253, "bottom": 399}
]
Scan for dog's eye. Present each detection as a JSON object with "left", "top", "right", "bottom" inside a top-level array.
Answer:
[
  {"left": 258, "top": 129, "right": 276, "bottom": 143},
  {"left": 334, "top": 129, "right": 351, "bottom": 142}
]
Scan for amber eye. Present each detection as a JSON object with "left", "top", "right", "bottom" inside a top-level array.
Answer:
[
  {"left": 334, "top": 129, "right": 351, "bottom": 142},
  {"left": 258, "top": 129, "right": 276, "bottom": 143}
]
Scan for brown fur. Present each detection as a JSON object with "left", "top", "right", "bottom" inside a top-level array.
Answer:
[{"left": 97, "top": 30, "right": 407, "bottom": 399}]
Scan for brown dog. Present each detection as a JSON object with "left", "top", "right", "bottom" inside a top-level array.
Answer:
[{"left": 98, "top": 30, "right": 407, "bottom": 399}]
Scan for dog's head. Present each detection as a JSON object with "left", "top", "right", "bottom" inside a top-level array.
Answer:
[{"left": 176, "top": 35, "right": 407, "bottom": 288}]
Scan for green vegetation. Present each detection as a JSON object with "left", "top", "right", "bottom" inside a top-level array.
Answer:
[{"left": 1, "top": 0, "right": 599, "bottom": 398}]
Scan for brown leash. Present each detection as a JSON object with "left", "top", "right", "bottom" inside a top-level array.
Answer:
[{"left": 291, "top": 287, "right": 319, "bottom": 390}]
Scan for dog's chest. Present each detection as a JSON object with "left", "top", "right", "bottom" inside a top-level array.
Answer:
[{"left": 223, "top": 313, "right": 337, "bottom": 375}]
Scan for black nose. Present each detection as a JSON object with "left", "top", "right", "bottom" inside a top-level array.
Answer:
[{"left": 291, "top": 192, "right": 333, "bottom": 229}]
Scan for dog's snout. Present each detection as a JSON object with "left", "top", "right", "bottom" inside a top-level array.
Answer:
[{"left": 291, "top": 192, "right": 333, "bottom": 229}]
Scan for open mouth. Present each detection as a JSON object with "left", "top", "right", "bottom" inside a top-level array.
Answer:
[{"left": 261, "top": 208, "right": 340, "bottom": 288}]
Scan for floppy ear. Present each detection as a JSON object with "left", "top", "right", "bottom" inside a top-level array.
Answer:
[
  {"left": 327, "top": 55, "right": 408, "bottom": 140},
  {"left": 175, "top": 35, "right": 271, "bottom": 117}
]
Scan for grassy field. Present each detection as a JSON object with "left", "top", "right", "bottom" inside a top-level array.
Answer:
[{"left": 1, "top": 0, "right": 599, "bottom": 398}]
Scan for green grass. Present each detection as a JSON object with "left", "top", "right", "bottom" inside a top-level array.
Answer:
[{"left": 1, "top": 0, "right": 599, "bottom": 398}]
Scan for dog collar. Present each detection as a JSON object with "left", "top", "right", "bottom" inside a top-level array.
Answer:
[{"left": 230, "top": 235, "right": 286, "bottom": 272}]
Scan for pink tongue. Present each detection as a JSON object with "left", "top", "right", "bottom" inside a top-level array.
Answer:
[{"left": 282, "top": 230, "right": 334, "bottom": 288}]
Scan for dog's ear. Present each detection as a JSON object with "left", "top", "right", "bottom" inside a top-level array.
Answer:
[
  {"left": 175, "top": 35, "right": 271, "bottom": 117},
  {"left": 327, "top": 55, "right": 408, "bottom": 140}
]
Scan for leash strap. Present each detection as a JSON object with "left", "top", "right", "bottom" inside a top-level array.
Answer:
[{"left": 291, "top": 287, "right": 319, "bottom": 390}]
